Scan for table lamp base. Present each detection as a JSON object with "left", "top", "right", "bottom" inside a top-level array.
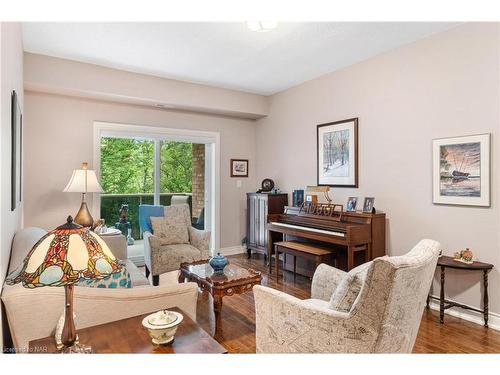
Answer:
[{"left": 59, "top": 342, "right": 92, "bottom": 354}]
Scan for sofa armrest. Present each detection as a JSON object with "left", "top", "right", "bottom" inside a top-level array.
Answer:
[
  {"left": 188, "top": 226, "right": 211, "bottom": 259},
  {"left": 1, "top": 281, "right": 198, "bottom": 353},
  {"left": 101, "top": 234, "right": 127, "bottom": 261},
  {"left": 253, "top": 285, "right": 355, "bottom": 353},
  {"left": 311, "top": 263, "right": 347, "bottom": 301}
]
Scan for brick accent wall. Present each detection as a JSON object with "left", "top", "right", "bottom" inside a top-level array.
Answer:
[{"left": 191, "top": 144, "right": 205, "bottom": 220}]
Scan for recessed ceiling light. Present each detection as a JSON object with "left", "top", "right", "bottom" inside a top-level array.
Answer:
[{"left": 246, "top": 21, "right": 278, "bottom": 32}]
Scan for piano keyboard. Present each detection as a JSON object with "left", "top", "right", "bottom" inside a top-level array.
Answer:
[{"left": 270, "top": 222, "right": 345, "bottom": 237}]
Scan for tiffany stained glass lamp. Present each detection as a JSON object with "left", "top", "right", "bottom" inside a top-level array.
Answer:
[{"left": 6, "top": 216, "right": 122, "bottom": 353}]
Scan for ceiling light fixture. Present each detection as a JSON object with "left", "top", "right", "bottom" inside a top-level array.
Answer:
[{"left": 246, "top": 21, "right": 278, "bottom": 32}]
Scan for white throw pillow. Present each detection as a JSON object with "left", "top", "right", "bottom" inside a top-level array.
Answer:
[{"left": 329, "top": 261, "right": 372, "bottom": 312}]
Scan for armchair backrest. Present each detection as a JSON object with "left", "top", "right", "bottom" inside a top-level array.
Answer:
[
  {"left": 138, "top": 204, "right": 164, "bottom": 233},
  {"left": 165, "top": 204, "right": 192, "bottom": 228},
  {"left": 353, "top": 239, "right": 440, "bottom": 353},
  {"left": 171, "top": 195, "right": 189, "bottom": 206}
]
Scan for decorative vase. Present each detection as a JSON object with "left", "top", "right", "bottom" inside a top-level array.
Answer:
[{"left": 209, "top": 253, "right": 228, "bottom": 274}]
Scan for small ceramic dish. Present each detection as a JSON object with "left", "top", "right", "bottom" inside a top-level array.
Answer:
[{"left": 142, "top": 310, "right": 183, "bottom": 345}]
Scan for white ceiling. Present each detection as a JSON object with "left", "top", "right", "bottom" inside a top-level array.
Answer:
[{"left": 22, "top": 22, "right": 459, "bottom": 95}]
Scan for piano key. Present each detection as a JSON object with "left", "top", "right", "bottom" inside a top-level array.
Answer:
[{"left": 269, "top": 222, "right": 345, "bottom": 237}]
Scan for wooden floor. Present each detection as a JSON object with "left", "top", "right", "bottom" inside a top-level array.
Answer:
[{"left": 192, "top": 253, "right": 500, "bottom": 353}]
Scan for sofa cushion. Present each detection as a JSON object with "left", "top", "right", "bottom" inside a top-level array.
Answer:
[
  {"left": 8, "top": 227, "right": 48, "bottom": 275},
  {"left": 329, "top": 261, "right": 372, "bottom": 312}
]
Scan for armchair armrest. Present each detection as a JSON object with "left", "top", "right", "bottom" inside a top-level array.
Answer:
[
  {"left": 143, "top": 231, "right": 154, "bottom": 271},
  {"left": 253, "top": 285, "right": 359, "bottom": 353},
  {"left": 188, "top": 226, "right": 211, "bottom": 259},
  {"left": 2, "top": 281, "right": 198, "bottom": 352},
  {"left": 311, "top": 263, "right": 347, "bottom": 301}
]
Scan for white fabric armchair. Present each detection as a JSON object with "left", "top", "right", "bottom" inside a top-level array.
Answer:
[
  {"left": 144, "top": 204, "right": 210, "bottom": 286},
  {"left": 254, "top": 239, "right": 441, "bottom": 353},
  {"left": 1, "top": 227, "right": 199, "bottom": 353}
]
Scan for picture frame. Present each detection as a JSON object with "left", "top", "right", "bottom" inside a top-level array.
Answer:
[
  {"left": 317, "top": 118, "right": 358, "bottom": 187},
  {"left": 305, "top": 194, "right": 318, "bottom": 204},
  {"left": 362, "top": 197, "right": 375, "bottom": 213},
  {"left": 11, "top": 91, "right": 22, "bottom": 211},
  {"left": 230, "top": 159, "right": 249, "bottom": 177},
  {"left": 346, "top": 197, "right": 358, "bottom": 212},
  {"left": 432, "top": 134, "right": 490, "bottom": 207}
]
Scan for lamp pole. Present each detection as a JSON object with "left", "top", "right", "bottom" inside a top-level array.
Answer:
[{"left": 61, "top": 284, "right": 77, "bottom": 349}]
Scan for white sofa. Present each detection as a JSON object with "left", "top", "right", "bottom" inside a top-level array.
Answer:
[
  {"left": 254, "top": 239, "right": 441, "bottom": 353},
  {"left": 1, "top": 227, "right": 199, "bottom": 352}
]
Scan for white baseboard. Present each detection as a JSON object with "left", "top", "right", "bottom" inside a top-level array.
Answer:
[
  {"left": 219, "top": 245, "right": 246, "bottom": 256},
  {"left": 427, "top": 295, "right": 500, "bottom": 331}
]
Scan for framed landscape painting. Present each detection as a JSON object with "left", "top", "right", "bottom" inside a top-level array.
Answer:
[
  {"left": 432, "top": 134, "right": 490, "bottom": 207},
  {"left": 317, "top": 118, "right": 358, "bottom": 187}
]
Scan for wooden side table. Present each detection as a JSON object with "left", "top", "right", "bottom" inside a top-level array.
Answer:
[
  {"left": 179, "top": 260, "right": 262, "bottom": 340},
  {"left": 427, "top": 256, "right": 494, "bottom": 327},
  {"left": 29, "top": 307, "right": 226, "bottom": 354}
]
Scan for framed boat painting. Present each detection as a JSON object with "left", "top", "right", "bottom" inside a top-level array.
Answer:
[
  {"left": 433, "top": 134, "right": 490, "bottom": 207},
  {"left": 317, "top": 118, "right": 358, "bottom": 187}
]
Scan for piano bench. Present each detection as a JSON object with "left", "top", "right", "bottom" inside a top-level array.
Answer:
[{"left": 274, "top": 241, "right": 337, "bottom": 281}]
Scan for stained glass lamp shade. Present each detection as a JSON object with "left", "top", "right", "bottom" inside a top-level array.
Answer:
[{"left": 7, "top": 216, "right": 122, "bottom": 352}]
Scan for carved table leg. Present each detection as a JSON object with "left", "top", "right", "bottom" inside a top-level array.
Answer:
[
  {"left": 484, "top": 270, "right": 489, "bottom": 328},
  {"left": 440, "top": 265, "right": 445, "bottom": 324},
  {"left": 213, "top": 293, "right": 224, "bottom": 340},
  {"left": 178, "top": 270, "right": 185, "bottom": 284}
]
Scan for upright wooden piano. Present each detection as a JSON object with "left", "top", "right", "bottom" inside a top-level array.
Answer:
[{"left": 267, "top": 205, "right": 386, "bottom": 276}]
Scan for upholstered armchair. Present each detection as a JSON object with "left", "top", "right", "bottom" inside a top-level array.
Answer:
[
  {"left": 142, "top": 204, "right": 211, "bottom": 286},
  {"left": 254, "top": 239, "right": 441, "bottom": 353}
]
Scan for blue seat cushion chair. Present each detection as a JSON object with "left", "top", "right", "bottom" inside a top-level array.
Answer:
[{"left": 139, "top": 204, "right": 165, "bottom": 234}]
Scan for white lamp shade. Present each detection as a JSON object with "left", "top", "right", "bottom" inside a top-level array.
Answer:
[{"left": 63, "top": 169, "right": 103, "bottom": 193}]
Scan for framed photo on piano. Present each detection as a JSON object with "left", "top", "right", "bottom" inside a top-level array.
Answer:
[{"left": 317, "top": 118, "right": 358, "bottom": 187}]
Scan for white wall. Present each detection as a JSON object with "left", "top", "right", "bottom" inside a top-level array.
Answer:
[
  {"left": 0, "top": 22, "right": 24, "bottom": 349},
  {"left": 256, "top": 23, "right": 500, "bottom": 317},
  {"left": 23, "top": 91, "right": 257, "bottom": 249},
  {"left": 24, "top": 53, "right": 268, "bottom": 119}
]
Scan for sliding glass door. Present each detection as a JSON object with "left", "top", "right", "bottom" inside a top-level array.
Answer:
[{"left": 98, "top": 133, "right": 212, "bottom": 263}]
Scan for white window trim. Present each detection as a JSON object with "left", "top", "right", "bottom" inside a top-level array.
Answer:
[{"left": 92, "top": 121, "right": 221, "bottom": 252}]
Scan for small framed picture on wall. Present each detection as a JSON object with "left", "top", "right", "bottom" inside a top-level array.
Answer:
[{"left": 230, "top": 159, "right": 249, "bottom": 177}]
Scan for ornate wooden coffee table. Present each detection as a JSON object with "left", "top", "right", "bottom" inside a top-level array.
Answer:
[{"left": 179, "top": 259, "right": 262, "bottom": 339}]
